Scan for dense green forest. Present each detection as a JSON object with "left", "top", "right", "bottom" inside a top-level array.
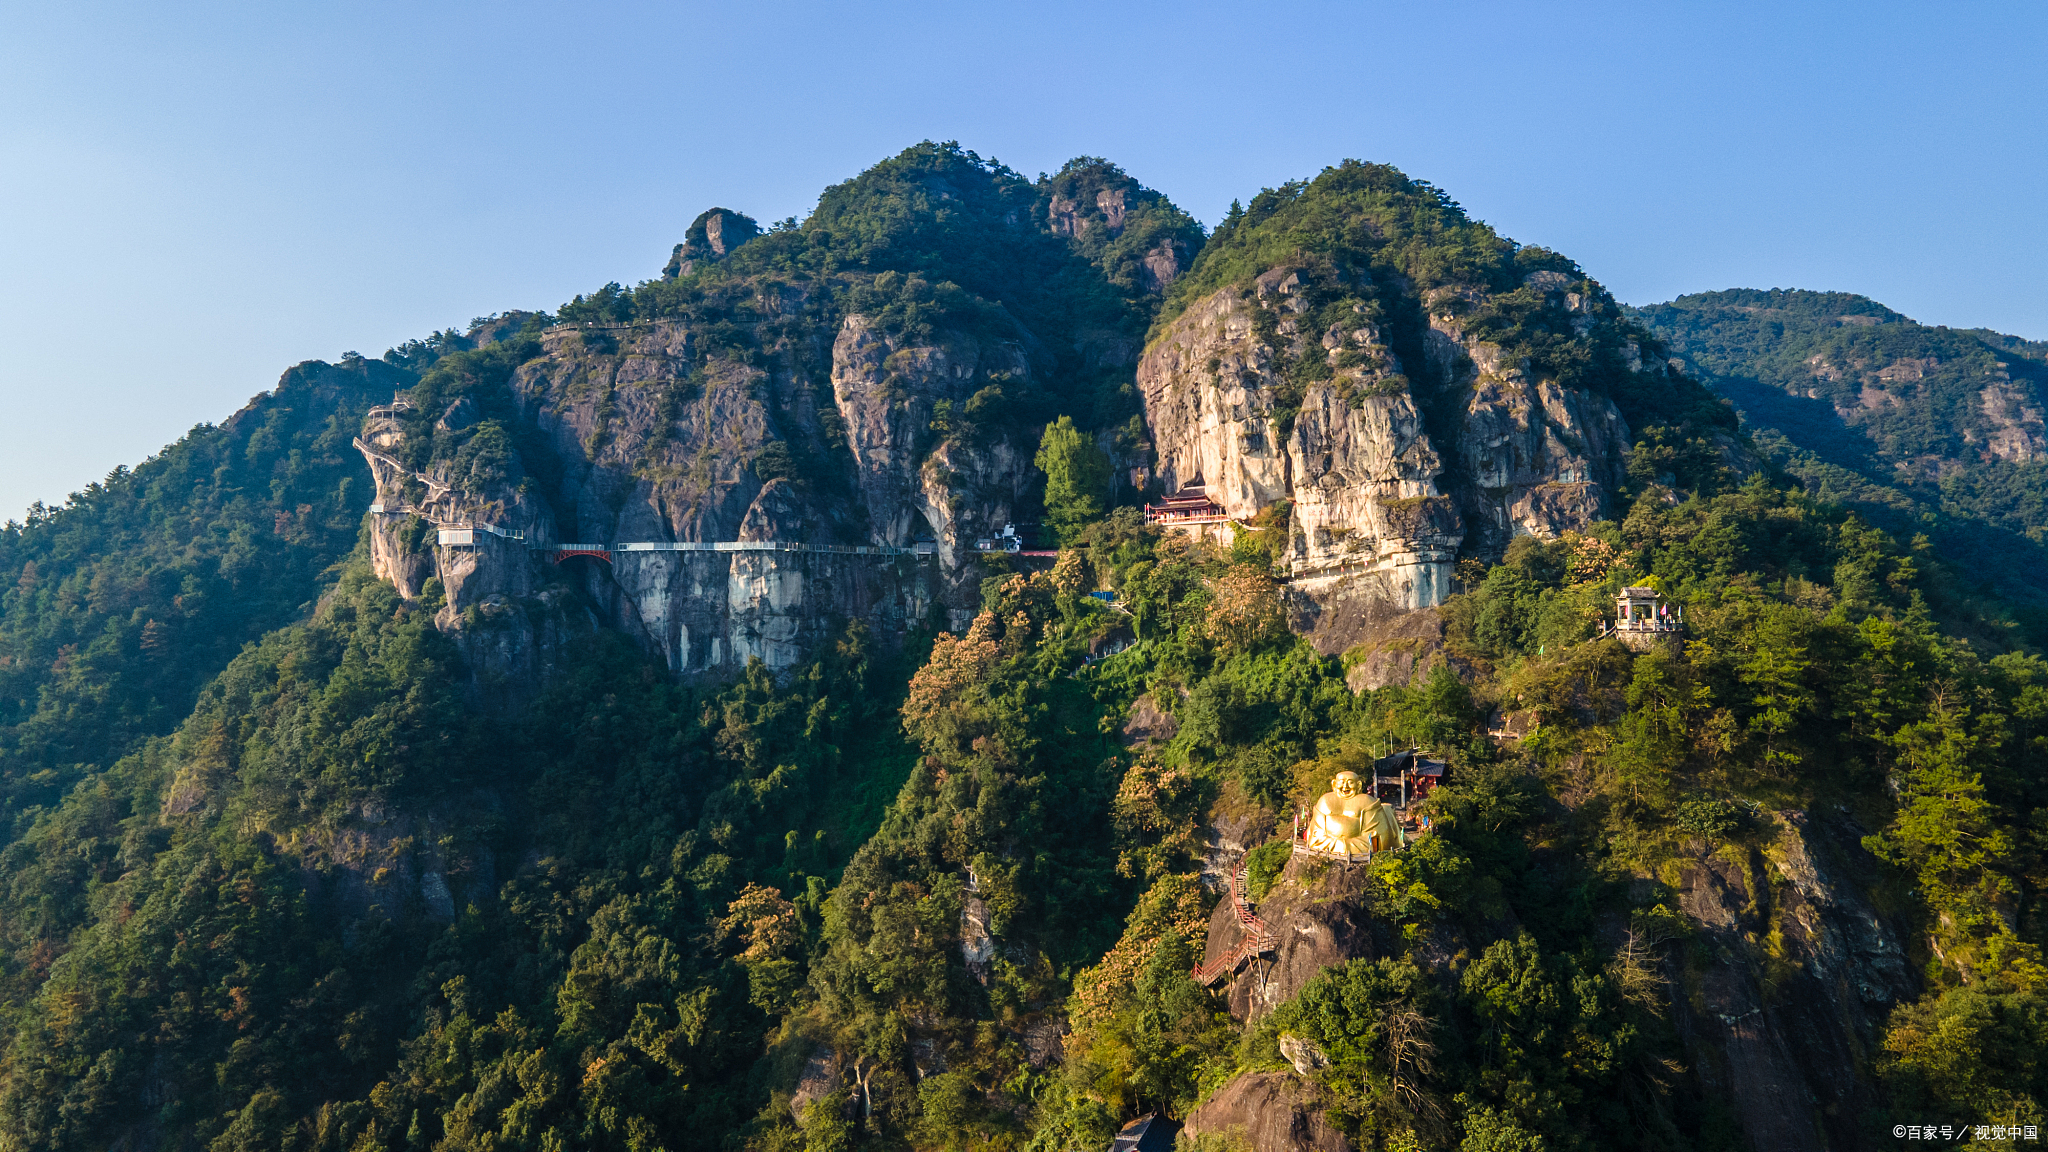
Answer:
[
  {"left": 591, "top": 144, "right": 1199, "bottom": 444},
  {"left": 1637, "top": 289, "right": 2048, "bottom": 634},
  {"left": 3, "top": 150, "right": 2047, "bottom": 1151}
]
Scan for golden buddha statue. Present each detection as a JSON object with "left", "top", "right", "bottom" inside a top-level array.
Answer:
[{"left": 1305, "top": 770, "right": 1404, "bottom": 856}]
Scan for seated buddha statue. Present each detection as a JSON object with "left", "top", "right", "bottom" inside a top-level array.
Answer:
[{"left": 1305, "top": 770, "right": 1404, "bottom": 856}]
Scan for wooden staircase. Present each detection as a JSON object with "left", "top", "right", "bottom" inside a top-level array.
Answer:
[{"left": 1192, "top": 858, "right": 1277, "bottom": 986}]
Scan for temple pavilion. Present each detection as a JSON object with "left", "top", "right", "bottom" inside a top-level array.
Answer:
[{"left": 1142, "top": 481, "right": 1227, "bottom": 526}]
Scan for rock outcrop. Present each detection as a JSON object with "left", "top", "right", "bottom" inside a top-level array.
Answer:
[
  {"left": 1038, "top": 159, "right": 1205, "bottom": 297},
  {"left": 830, "top": 314, "right": 1034, "bottom": 589},
  {"left": 1977, "top": 379, "right": 2048, "bottom": 464},
  {"left": 1138, "top": 269, "right": 1651, "bottom": 620},
  {"left": 1419, "top": 282, "right": 1637, "bottom": 558},
  {"left": 1664, "top": 809, "right": 1914, "bottom": 1152},
  {"left": 354, "top": 302, "right": 1045, "bottom": 690},
  {"left": 1181, "top": 1071, "right": 1354, "bottom": 1152},
  {"left": 1279, "top": 583, "right": 1458, "bottom": 691},
  {"left": 1331, "top": 605, "right": 1455, "bottom": 692},
  {"left": 1139, "top": 273, "right": 1459, "bottom": 610},
  {"left": 1201, "top": 848, "right": 1376, "bottom": 1022},
  {"left": 663, "top": 208, "right": 762, "bottom": 278},
  {"left": 787, "top": 1047, "right": 841, "bottom": 1122}
]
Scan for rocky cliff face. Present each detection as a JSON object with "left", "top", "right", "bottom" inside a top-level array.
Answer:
[
  {"left": 353, "top": 307, "right": 1041, "bottom": 687},
  {"left": 829, "top": 313, "right": 1036, "bottom": 619},
  {"left": 349, "top": 149, "right": 1211, "bottom": 687},
  {"left": 1139, "top": 273, "right": 1459, "bottom": 609},
  {"left": 1188, "top": 802, "right": 1913, "bottom": 1152},
  {"left": 1424, "top": 278, "right": 1635, "bottom": 559},
  {"left": 1974, "top": 379, "right": 2047, "bottom": 464},
  {"left": 1201, "top": 850, "right": 1379, "bottom": 1022},
  {"left": 1665, "top": 809, "right": 1914, "bottom": 1152},
  {"left": 340, "top": 144, "right": 1222, "bottom": 686},
  {"left": 1138, "top": 269, "right": 1643, "bottom": 613}
]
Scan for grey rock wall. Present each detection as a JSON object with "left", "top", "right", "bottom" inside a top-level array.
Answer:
[
  {"left": 1423, "top": 281, "right": 1634, "bottom": 558},
  {"left": 830, "top": 314, "right": 1034, "bottom": 595},
  {"left": 1666, "top": 808, "right": 1914, "bottom": 1152},
  {"left": 1138, "top": 271, "right": 1653, "bottom": 620},
  {"left": 355, "top": 307, "right": 1037, "bottom": 691},
  {"left": 1138, "top": 281, "right": 1461, "bottom": 611}
]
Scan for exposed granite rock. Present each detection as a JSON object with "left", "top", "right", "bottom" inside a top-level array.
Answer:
[
  {"left": 1424, "top": 279, "right": 1633, "bottom": 558},
  {"left": 1139, "top": 285, "right": 1295, "bottom": 515},
  {"left": 1182, "top": 1071, "right": 1354, "bottom": 1152},
  {"left": 1139, "top": 268, "right": 1668, "bottom": 622},
  {"left": 664, "top": 208, "right": 762, "bottom": 278},
  {"left": 1484, "top": 708, "right": 1538, "bottom": 740},
  {"left": 1139, "top": 240, "right": 1182, "bottom": 296},
  {"left": 354, "top": 305, "right": 1037, "bottom": 694},
  {"left": 1200, "top": 795, "right": 1278, "bottom": 893},
  {"left": 1202, "top": 849, "right": 1375, "bottom": 1021},
  {"left": 1018, "top": 1017, "right": 1065, "bottom": 1069},
  {"left": 1120, "top": 692, "right": 1179, "bottom": 747},
  {"left": 831, "top": 313, "right": 1035, "bottom": 598},
  {"left": 961, "top": 868, "right": 996, "bottom": 984},
  {"left": 1276, "top": 590, "right": 1458, "bottom": 692},
  {"left": 1139, "top": 281, "right": 1460, "bottom": 610},
  {"left": 1277, "top": 1034, "right": 1330, "bottom": 1076},
  {"left": 1664, "top": 809, "right": 1915, "bottom": 1152},
  {"left": 788, "top": 1046, "right": 840, "bottom": 1122},
  {"left": 1978, "top": 380, "right": 2047, "bottom": 463},
  {"left": 1040, "top": 163, "right": 1200, "bottom": 298},
  {"left": 1339, "top": 605, "right": 1454, "bottom": 692}
]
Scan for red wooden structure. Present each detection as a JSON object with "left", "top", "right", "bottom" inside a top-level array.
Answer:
[
  {"left": 1192, "top": 858, "right": 1277, "bottom": 986},
  {"left": 1143, "top": 482, "right": 1228, "bottom": 526}
]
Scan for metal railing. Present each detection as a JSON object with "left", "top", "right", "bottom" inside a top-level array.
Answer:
[
  {"left": 611, "top": 541, "right": 921, "bottom": 556},
  {"left": 1192, "top": 860, "right": 1277, "bottom": 986}
]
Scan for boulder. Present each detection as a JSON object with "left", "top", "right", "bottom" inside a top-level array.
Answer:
[
  {"left": 1120, "top": 692, "right": 1179, "bottom": 747},
  {"left": 1182, "top": 1072, "right": 1353, "bottom": 1152},
  {"left": 1277, "top": 1034, "right": 1330, "bottom": 1076},
  {"left": 787, "top": 1046, "right": 839, "bottom": 1122},
  {"left": 1201, "top": 849, "right": 1375, "bottom": 1021}
]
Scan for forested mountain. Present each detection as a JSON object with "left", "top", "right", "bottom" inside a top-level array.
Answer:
[
  {"left": 2, "top": 148, "right": 2044, "bottom": 1152},
  {"left": 1637, "top": 289, "right": 2048, "bottom": 636}
]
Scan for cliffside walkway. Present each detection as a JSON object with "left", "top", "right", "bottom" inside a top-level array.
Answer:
[
  {"left": 1192, "top": 859, "right": 1276, "bottom": 986},
  {"left": 357, "top": 434, "right": 936, "bottom": 562},
  {"left": 353, "top": 437, "right": 456, "bottom": 505},
  {"left": 368, "top": 508, "right": 937, "bottom": 563},
  {"left": 550, "top": 541, "right": 934, "bottom": 563}
]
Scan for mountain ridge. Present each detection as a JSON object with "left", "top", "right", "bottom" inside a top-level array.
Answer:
[
  {"left": 1637, "top": 286, "right": 2048, "bottom": 639},
  {"left": 2, "top": 147, "right": 2044, "bottom": 1152}
]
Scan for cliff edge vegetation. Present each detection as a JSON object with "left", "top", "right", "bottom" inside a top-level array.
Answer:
[
  {"left": 1640, "top": 288, "right": 2048, "bottom": 639},
  {"left": 1, "top": 149, "right": 2045, "bottom": 1152}
]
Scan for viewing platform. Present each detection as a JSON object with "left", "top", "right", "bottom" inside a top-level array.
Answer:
[{"left": 1602, "top": 587, "right": 1684, "bottom": 651}]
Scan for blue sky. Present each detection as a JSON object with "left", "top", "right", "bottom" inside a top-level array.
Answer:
[{"left": 3, "top": 0, "right": 2044, "bottom": 520}]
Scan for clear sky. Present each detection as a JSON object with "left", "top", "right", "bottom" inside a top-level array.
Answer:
[{"left": 3, "top": 1, "right": 2043, "bottom": 521}]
